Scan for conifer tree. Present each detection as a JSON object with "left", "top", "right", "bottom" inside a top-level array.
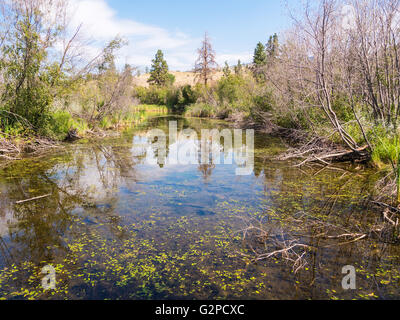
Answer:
[
  {"left": 223, "top": 61, "right": 231, "bottom": 77},
  {"left": 148, "top": 50, "right": 169, "bottom": 86},
  {"left": 253, "top": 42, "right": 267, "bottom": 66},
  {"left": 266, "top": 33, "right": 279, "bottom": 59},
  {"left": 253, "top": 42, "right": 267, "bottom": 81},
  {"left": 234, "top": 60, "right": 243, "bottom": 75}
]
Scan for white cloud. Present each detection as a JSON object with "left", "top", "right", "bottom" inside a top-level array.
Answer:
[
  {"left": 341, "top": 5, "right": 356, "bottom": 31},
  {"left": 67, "top": 0, "right": 251, "bottom": 71},
  {"left": 216, "top": 52, "right": 253, "bottom": 66}
]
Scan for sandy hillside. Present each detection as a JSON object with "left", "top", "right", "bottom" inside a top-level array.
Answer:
[{"left": 133, "top": 71, "right": 224, "bottom": 88}]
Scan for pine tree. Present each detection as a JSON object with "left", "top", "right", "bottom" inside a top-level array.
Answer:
[
  {"left": 234, "top": 60, "right": 243, "bottom": 75},
  {"left": 223, "top": 61, "right": 231, "bottom": 77},
  {"left": 253, "top": 42, "right": 267, "bottom": 82},
  {"left": 148, "top": 50, "right": 169, "bottom": 86},
  {"left": 266, "top": 33, "right": 279, "bottom": 59},
  {"left": 253, "top": 42, "right": 267, "bottom": 66}
]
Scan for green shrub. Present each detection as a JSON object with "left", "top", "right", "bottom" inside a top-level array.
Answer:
[
  {"left": 371, "top": 134, "right": 399, "bottom": 167},
  {"left": 99, "top": 117, "right": 113, "bottom": 130},
  {"left": 185, "top": 103, "right": 215, "bottom": 118},
  {"left": 135, "top": 85, "right": 197, "bottom": 114},
  {"left": 48, "top": 111, "right": 74, "bottom": 140},
  {"left": 135, "top": 86, "right": 169, "bottom": 105},
  {"left": 216, "top": 75, "right": 253, "bottom": 112},
  {"left": 332, "top": 94, "right": 354, "bottom": 123},
  {"left": 70, "top": 118, "right": 89, "bottom": 136}
]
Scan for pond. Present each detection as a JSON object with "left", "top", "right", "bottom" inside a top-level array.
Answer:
[{"left": 0, "top": 116, "right": 398, "bottom": 300}]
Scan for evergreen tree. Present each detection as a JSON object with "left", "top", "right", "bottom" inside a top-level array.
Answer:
[
  {"left": 223, "top": 61, "right": 231, "bottom": 77},
  {"left": 148, "top": 50, "right": 169, "bottom": 86},
  {"left": 234, "top": 60, "right": 243, "bottom": 75},
  {"left": 266, "top": 33, "right": 279, "bottom": 59},
  {"left": 253, "top": 42, "right": 267, "bottom": 82},
  {"left": 253, "top": 42, "right": 267, "bottom": 66}
]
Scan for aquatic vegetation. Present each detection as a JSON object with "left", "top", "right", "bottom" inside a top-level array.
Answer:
[{"left": 0, "top": 117, "right": 399, "bottom": 300}]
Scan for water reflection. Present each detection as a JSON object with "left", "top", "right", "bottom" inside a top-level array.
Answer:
[{"left": 0, "top": 116, "right": 398, "bottom": 300}]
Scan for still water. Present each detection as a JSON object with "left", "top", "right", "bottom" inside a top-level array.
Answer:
[{"left": 0, "top": 116, "right": 398, "bottom": 300}]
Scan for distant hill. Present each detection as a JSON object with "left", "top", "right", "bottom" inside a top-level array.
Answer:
[{"left": 133, "top": 70, "right": 224, "bottom": 88}]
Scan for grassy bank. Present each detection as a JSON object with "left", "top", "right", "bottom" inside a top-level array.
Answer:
[{"left": 0, "top": 105, "right": 168, "bottom": 162}]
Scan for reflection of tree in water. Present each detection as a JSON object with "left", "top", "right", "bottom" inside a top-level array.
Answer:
[
  {"left": 0, "top": 135, "right": 144, "bottom": 266},
  {"left": 198, "top": 163, "right": 215, "bottom": 182},
  {"left": 4, "top": 171, "right": 76, "bottom": 265},
  {"left": 236, "top": 163, "right": 400, "bottom": 299},
  {"left": 92, "top": 143, "right": 141, "bottom": 189}
]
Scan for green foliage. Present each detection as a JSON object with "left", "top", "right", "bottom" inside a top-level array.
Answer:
[
  {"left": 148, "top": 50, "right": 170, "bottom": 86},
  {"left": 184, "top": 72, "right": 279, "bottom": 120},
  {"left": 0, "top": 4, "right": 133, "bottom": 139},
  {"left": 216, "top": 74, "right": 253, "bottom": 112},
  {"left": 167, "top": 73, "right": 176, "bottom": 86},
  {"left": 99, "top": 117, "right": 113, "bottom": 130},
  {"left": 135, "top": 86, "right": 169, "bottom": 105},
  {"left": 234, "top": 60, "right": 243, "bottom": 75},
  {"left": 185, "top": 103, "right": 215, "bottom": 118},
  {"left": 223, "top": 61, "right": 231, "bottom": 77},
  {"left": 371, "top": 131, "right": 400, "bottom": 167},
  {"left": 266, "top": 33, "right": 279, "bottom": 59},
  {"left": 49, "top": 111, "right": 74, "bottom": 140},
  {"left": 0, "top": 21, "right": 58, "bottom": 132},
  {"left": 332, "top": 94, "right": 354, "bottom": 123},
  {"left": 253, "top": 91, "right": 274, "bottom": 112},
  {"left": 253, "top": 42, "right": 267, "bottom": 66},
  {"left": 98, "top": 37, "right": 126, "bottom": 73},
  {"left": 135, "top": 85, "right": 197, "bottom": 114},
  {"left": 181, "top": 85, "right": 198, "bottom": 105}
]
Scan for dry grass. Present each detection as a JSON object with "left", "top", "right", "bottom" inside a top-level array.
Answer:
[{"left": 133, "top": 70, "right": 224, "bottom": 88}]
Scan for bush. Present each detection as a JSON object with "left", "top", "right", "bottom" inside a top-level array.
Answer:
[
  {"left": 135, "top": 85, "right": 198, "bottom": 114},
  {"left": 185, "top": 103, "right": 215, "bottom": 118},
  {"left": 370, "top": 129, "right": 400, "bottom": 167},
  {"left": 135, "top": 86, "right": 169, "bottom": 105},
  {"left": 216, "top": 75, "right": 253, "bottom": 112},
  {"left": 49, "top": 111, "right": 74, "bottom": 139}
]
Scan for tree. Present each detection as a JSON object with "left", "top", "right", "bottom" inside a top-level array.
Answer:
[
  {"left": 194, "top": 33, "right": 218, "bottom": 86},
  {"left": 253, "top": 42, "right": 267, "bottom": 81},
  {"left": 223, "top": 61, "right": 231, "bottom": 77},
  {"left": 266, "top": 33, "right": 279, "bottom": 59},
  {"left": 234, "top": 60, "right": 243, "bottom": 75},
  {"left": 78, "top": 38, "right": 132, "bottom": 125},
  {"left": 167, "top": 73, "right": 176, "bottom": 86},
  {"left": 253, "top": 42, "right": 267, "bottom": 66},
  {"left": 0, "top": 0, "right": 76, "bottom": 131},
  {"left": 148, "top": 50, "right": 169, "bottom": 86}
]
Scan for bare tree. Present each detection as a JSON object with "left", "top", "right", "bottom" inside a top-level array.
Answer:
[{"left": 194, "top": 33, "right": 218, "bottom": 86}]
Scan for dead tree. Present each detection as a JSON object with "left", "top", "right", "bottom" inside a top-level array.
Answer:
[{"left": 194, "top": 33, "right": 218, "bottom": 86}]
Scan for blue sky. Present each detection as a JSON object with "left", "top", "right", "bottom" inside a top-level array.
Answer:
[{"left": 69, "top": 0, "right": 298, "bottom": 71}]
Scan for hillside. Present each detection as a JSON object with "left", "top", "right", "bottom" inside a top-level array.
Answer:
[{"left": 133, "top": 70, "right": 224, "bottom": 87}]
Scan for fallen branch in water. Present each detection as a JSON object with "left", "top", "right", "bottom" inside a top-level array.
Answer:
[
  {"left": 0, "top": 136, "right": 59, "bottom": 166},
  {"left": 279, "top": 143, "right": 370, "bottom": 166},
  {"left": 15, "top": 194, "right": 52, "bottom": 204},
  {"left": 236, "top": 204, "right": 400, "bottom": 273},
  {"left": 371, "top": 201, "right": 400, "bottom": 214}
]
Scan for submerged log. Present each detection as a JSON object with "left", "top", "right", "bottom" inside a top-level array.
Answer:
[{"left": 314, "top": 146, "right": 371, "bottom": 164}]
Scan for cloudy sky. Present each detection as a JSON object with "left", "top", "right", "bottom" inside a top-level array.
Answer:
[{"left": 68, "top": 0, "right": 297, "bottom": 71}]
